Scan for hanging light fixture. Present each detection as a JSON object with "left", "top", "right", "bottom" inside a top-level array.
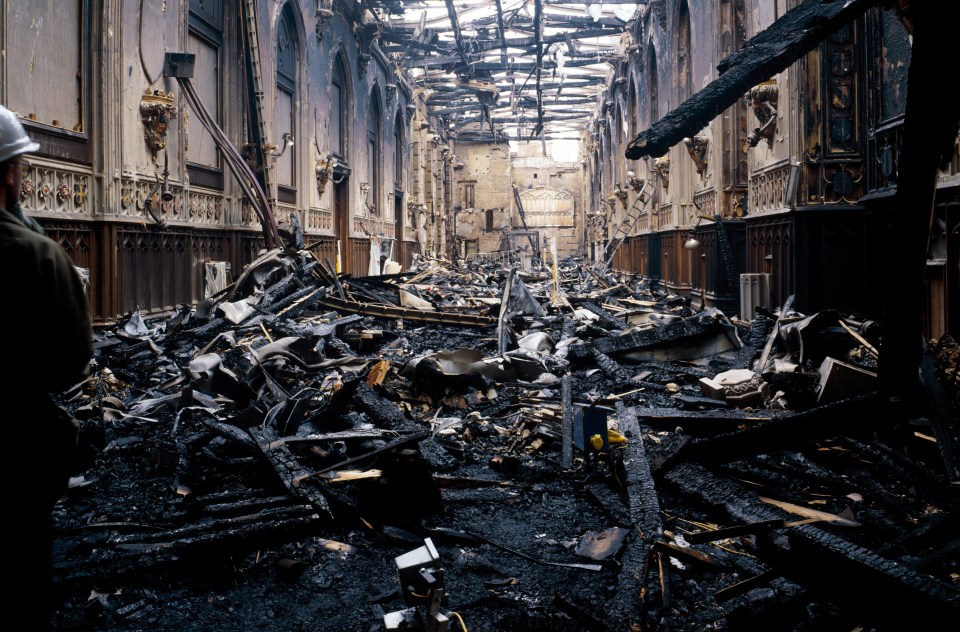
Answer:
[{"left": 683, "top": 227, "right": 700, "bottom": 250}]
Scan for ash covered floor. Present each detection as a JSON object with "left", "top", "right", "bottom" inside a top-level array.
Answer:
[{"left": 48, "top": 249, "right": 960, "bottom": 631}]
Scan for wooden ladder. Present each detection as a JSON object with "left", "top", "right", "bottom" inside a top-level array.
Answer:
[{"left": 603, "top": 178, "right": 655, "bottom": 269}]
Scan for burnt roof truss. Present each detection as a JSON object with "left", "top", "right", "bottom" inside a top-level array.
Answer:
[{"left": 376, "top": 0, "right": 642, "bottom": 142}]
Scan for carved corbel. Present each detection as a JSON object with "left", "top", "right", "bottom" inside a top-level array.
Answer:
[
  {"left": 652, "top": 157, "right": 670, "bottom": 191},
  {"left": 683, "top": 133, "right": 709, "bottom": 176},
  {"left": 315, "top": 3, "right": 333, "bottom": 43},
  {"left": 354, "top": 17, "right": 381, "bottom": 78},
  {"left": 613, "top": 183, "right": 628, "bottom": 209},
  {"left": 386, "top": 84, "right": 397, "bottom": 107},
  {"left": 140, "top": 89, "right": 177, "bottom": 158},
  {"left": 745, "top": 80, "right": 778, "bottom": 150}
]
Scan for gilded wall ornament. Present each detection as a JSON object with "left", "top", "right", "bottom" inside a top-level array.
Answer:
[{"left": 140, "top": 89, "right": 178, "bottom": 157}]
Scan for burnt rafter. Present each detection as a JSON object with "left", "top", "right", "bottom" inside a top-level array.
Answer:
[{"left": 377, "top": 0, "right": 632, "bottom": 141}]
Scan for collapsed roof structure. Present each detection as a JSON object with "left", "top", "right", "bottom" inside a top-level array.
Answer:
[{"left": 377, "top": 0, "right": 638, "bottom": 143}]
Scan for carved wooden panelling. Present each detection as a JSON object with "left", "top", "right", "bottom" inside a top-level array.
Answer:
[
  {"left": 20, "top": 164, "right": 92, "bottom": 216},
  {"left": 241, "top": 199, "right": 264, "bottom": 230},
  {"left": 747, "top": 216, "right": 792, "bottom": 308},
  {"left": 634, "top": 214, "right": 650, "bottom": 233},
  {"left": 749, "top": 162, "right": 792, "bottom": 213},
  {"left": 824, "top": 24, "right": 859, "bottom": 156},
  {"left": 693, "top": 190, "right": 717, "bottom": 218},
  {"left": 803, "top": 159, "right": 864, "bottom": 205},
  {"left": 305, "top": 208, "right": 334, "bottom": 233},
  {"left": 187, "top": 190, "right": 224, "bottom": 225},
  {"left": 518, "top": 187, "right": 574, "bottom": 227},
  {"left": 655, "top": 203, "right": 673, "bottom": 229}
]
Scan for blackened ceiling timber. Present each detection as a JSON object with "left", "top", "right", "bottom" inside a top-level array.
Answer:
[
  {"left": 624, "top": 0, "right": 883, "bottom": 160},
  {"left": 371, "top": 0, "right": 645, "bottom": 143}
]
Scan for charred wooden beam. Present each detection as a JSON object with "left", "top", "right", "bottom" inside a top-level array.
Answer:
[
  {"left": 664, "top": 462, "right": 960, "bottom": 626},
  {"left": 582, "top": 482, "right": 630, "bottom": 527},
  {"left": 54, "top": 510, "right": 320, "bottom": 585},
  {"left": 604, "top": 401, "right": 662, "bottom": 630},
  {"left": 678, "top": 393, "right": 883, "bottom": 466},
  {"left": 317, "top": 294, "right": 495, "bottom": 328},
  {"left": 248, "top": 426, "right": 333, "bottom": 518},
  {"left": 561, "top": 373, "right": 573, "bottom": 468},
  {"left": 567, "top": 317, "right": 715, "bottom": 359},
  {"left": 616, "top": 405, "right": 772, "bottom": 437},
  {"left": 578, "top": 301, "right": 628, "bottom": 330},
  {"left": 592, "top": 350, "right": 630, "bottom": 381}
]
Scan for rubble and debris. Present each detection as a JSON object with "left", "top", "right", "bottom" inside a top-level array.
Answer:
[{"left": 49, "top": 249, "right": 959, "bottom": 631}]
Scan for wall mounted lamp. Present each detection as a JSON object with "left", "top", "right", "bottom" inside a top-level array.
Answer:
[{"left": 269, "top": 132, "right": 295, "bottom": 157}]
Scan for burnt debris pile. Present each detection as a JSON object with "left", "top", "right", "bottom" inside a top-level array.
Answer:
[{"left": 50, "top": 248, "right": 959, "bottom": 631}]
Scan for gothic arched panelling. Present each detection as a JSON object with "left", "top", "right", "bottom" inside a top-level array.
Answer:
[{"left": 519, "top": 187, "right": 575, "bottom": 227}]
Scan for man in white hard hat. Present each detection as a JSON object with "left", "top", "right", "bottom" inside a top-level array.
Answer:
[{"left": 0, "top": 104, "right": 93, "bottom": 629}]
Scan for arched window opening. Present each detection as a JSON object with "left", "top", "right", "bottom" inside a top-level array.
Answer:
[
  {"left": 275, "top": 4, "right": 297, "bottom": 192},
  {"left": 332, "top": 55, "right": 348, "bottom": 160},
  {"left": 367, "top": 89, "right": 382, "bottom": 215},
  {"left": 648, "top": 43, "right": 660, "bottom": 125},
  {"left": 678, "top": 1, "right": 693, "bottom": 101},
  {"left": 186, "top": 0, "right": 224, "bottom": 187}
]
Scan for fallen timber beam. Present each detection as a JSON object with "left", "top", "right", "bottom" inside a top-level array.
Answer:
[
  {"left": 349, "top": 382, "right": 456, "bottom": 470},
  {"left": 664, "top": 462, "right": 960, "bottom": 627},
  {"left": 604, "top": 401, "right": 663, "bottom": 631},
  {"left": 54, "top": 510, "right": 321, "bottom": 585},
  {"left": 248, "top": 426, "right": 334, "bottom": 518},
  {"left": 316, "top": 294, "right": 495, "bottom": 328},
  {"left": 561, "top": 373, "right": 573, "bottom": 468},
  {"left": 676, "top": 393, "right": 883, "bottom": 466},
  {"left": 623, "top": 406, "right": 773, "bottom": 436},
  {"left": 567, "top": 317, "right": 723, "bottom": 359}
]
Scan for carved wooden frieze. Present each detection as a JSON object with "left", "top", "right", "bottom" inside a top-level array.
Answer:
[
  {"left": 187, "top": 190, "right": 223, "bottom": 224},
  {"left": 693, "top": 189, "right": 717, "bottom": 217},
  {"left": 305, "top": 208, "right": 334, "bottom": 233},
  {"left": 805, "top": 161, "right": 864, "bottom": 205},
  {"left": 241, "top": 199, "right": 263, "bottom": 229},
  {"left": 518, "top": 187, "right": 575, "bottom": 227},
  {"left": 749, "top": 162, "right": 792, "bottom": 213},
  {"left": 20, "top": 164, "right": 91, "bottom": 216}
]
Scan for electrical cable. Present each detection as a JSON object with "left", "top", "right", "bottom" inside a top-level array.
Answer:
[{"left": 451, "top": 611, "right": 468, "bottom": 631}]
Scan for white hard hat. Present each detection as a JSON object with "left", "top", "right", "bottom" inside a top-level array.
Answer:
[{"left": 0, "top": 105, "right": 40, "bottom": 163}]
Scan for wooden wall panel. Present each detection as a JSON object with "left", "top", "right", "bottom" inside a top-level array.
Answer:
[
  {"left": 347, "top": 238, "right": 371, "bottom": 278},
  {"left": 793, "top": 208, "right": 865, "bottom": 315},
  {"left": 746, "top": 216, "right": 793, "bottom": 310},
  {"left": 35, "top": 220, "right": 263, "bottom": 325}
]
